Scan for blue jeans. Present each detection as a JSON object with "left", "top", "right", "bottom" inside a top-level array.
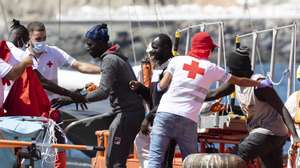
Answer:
[{"left": 148, "top": 112, "right": 198, "bottom": 168}]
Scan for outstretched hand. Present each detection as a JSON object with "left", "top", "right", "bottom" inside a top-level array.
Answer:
[
  {"left": 70, "top": 89, "right": 88, "bottom": 111},
  {"left": 51, "top": 97, "right": 74, "bottom": 110},
  {"left": 257, "top": 79, "right": 273, "bottom": 88}
]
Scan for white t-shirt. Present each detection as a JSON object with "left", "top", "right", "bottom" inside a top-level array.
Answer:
[
  {"left": 30, "top": 45, "right": 75, "bottom": 83},
  {"left": 0, "top": 59, "right": 12, "bottom": 108},
  {"left": 285, "top": 91, "right": 298, "bottom": 119},
  {"left": 157, "top": 56, "right": 231, "bottom": 123}
]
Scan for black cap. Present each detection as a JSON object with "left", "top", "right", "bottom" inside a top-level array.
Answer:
[{"left": 227, "top": 46, "right": 252, "bottom": 71}]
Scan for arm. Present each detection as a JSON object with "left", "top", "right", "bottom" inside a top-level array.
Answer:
[
  {"left": 71, "top": 60, "right": 101, "bottom": 74},
  {"left": 4, "top": 55, "right": 33, "bottom": 80},
  {"left": 129, "top": 80, "right": 152, "bottom": 105},
  {"left": 255, "top": 87, "right": 299, "bottom": 139},
  {"left": 158, "top": 72, "right": 172, "bottom": 91},
  {"left": 228, "top": 75, "right": 260, "bottom": 87},
  {"left": 85, "top": 56, "right": 116, "bottom": 102},
  {"left": 205, "top": 83, "right": 235, "bottom": 101},
  {"left": 34, "top": 69, "right": 73, "bottom": 97}
]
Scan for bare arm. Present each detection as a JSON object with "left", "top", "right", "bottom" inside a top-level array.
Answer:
[
  {"left": 34, "top": 70, "right": 72, "bottom": 96},
  {"left": 34, "top": 69, "right": 85, "bottom": 102},
  {"left": 228, "top": 75, "right": 260, "bottom": 87},
  {"left": 158, "top": 72, "right": 172, "bottom": 91},
  {"left": 4, "top": 55, "right": 33, "bottom": 80},
  {"left": 205, "top": 83, "right": 235, "bottom": 101},
  {"left": 71, "top": 60, "right": 101, "bottom": 74}
]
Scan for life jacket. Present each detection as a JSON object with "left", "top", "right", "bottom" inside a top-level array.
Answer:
[{"left": 3, "top": 67, "right": 51, "bottom": 117}]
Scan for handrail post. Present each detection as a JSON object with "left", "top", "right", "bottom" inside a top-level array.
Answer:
[
  {"left": 287, "top": 23, "right": 296, "bottom": 97},
  {"left": 251, "top": 32, "right": 258, "bottom": 71},
  {"left": 185, "top": 26, "right": 191, "bottom": 55},
  {"left": 269, "top": 28, "right": 278, "bottom": 80}
]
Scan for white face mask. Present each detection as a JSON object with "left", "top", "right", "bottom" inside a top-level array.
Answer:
[{"left": 32, "top": 41, "right": 46, "bottom": 53}]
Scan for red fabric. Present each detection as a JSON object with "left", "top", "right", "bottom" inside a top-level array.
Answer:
[
  {"left": 107, "top": 44, "right": 118, "bottom": 54},
  {"left": 187, "top": 32, "right": 218, "bottom": 59},
  {"left": 0, "top": 40, "right": 11, "bottom": 62},
  {"left": 41, "top": 109, "right": 61, "bottom": 123},
  {"left": 3, "top": 67, "right": 51, "bottom": 117},
  {"left": 0, "top": 107, "right": 3, "bottom": 116},
  {"left": 55, "top": 151, "right": 67, "bottom": 168},
  {"left": 0, "top": 41, "right": 12, "bottom": 86}
]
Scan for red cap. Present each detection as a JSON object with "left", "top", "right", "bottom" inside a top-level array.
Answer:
[{"left": 188, "top": 32, "right": 218, "bottom": 59}]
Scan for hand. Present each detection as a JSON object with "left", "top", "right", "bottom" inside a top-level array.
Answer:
[
  {"left": 292, "top": 136, "right": 300, "bottom": 149},
  {"left": 51, "top": 97, "right": 74, "bottom": 110},
  {"left": 129, "top": 80, "right": 142, "bottom": 91},
  {"left": 22, "top": 55, "right": 33, "bottom": 67},
  {"left": 140, "top": 118, "right": 151, "bottom": 136},
  {"left": 75, "top": 102, "right": 88, "bottom": 111},
  {"left": 69, "top": 90, "right": 86, "bottom": 103},
  {"left": 257, "top": 79, "right": 273, "bottom": 88}
]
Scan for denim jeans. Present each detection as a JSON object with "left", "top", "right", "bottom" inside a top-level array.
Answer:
[
  {"left": 148, "top": 112, "right": 198, "bottom": 168},
  {"left": 237, "top": 132, "right": 287, "bottom": 168}
]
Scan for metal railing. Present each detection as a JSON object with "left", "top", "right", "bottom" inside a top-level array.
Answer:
[{"left": 237, "top": 22, "right": 297, "bottom": 97}]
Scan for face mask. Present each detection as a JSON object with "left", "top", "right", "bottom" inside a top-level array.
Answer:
[{"left": 32, "top": 41, "right": 46, "bottom": 53}]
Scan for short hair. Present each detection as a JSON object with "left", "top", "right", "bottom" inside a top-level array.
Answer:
[{"left": 27, "top": 21, "right": 46, "bottom": 32}]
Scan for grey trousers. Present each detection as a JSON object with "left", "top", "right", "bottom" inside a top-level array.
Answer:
[
  {"left": 237, "top": 132, "right": 287, "bottom": 168},
  {"left": 65, "top": 110, "right": 145, "bottom": 168}
]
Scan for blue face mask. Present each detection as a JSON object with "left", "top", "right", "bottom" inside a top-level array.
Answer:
[{"left": 32, "top": 41, "right": 46, "bottom": 53}]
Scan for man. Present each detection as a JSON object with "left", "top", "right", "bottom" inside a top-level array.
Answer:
[
  {"left": 129, "top": 34, "right": 175, "bottom": 168},
  {"left": 205, "top": 47, "right": 299, "bottom": 168},
  {"left": 147, "top": 32, "right": 270, "bottom": 168},
  {"left": 52, "top": 23, "right": 145, "bottom": 168},
  {"left": 27, "top": 21, "right": 100, "bottom": 102}
]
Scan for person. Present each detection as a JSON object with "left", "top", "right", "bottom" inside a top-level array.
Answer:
[
  {"left": 8, "top": 19, "right": 29, "bottom": 50},
  {"left": 52, "top": 23, "right": 145, "bottom": 168},
  {"left": 205, "top": 46, "right": 299, "bottom": 168},
  {"left": 285, "top": 65, "right": 300, "bottom": 168},
  {"left": 129, "top": 34, "right": 176, "bottom": 168},
  {"left": 26, "top": 21, "right": 101, "bottom": 103},
  {"left": 147, "top": 32, "right": 272, "bottom": 168},
  {"left": 0, "top": 41, "right": 32, "bottom": 113}
]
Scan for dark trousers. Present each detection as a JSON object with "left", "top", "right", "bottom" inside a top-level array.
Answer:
[
  {"left": 237, "top": 132, "right": 286, "bottom": 168},
  {"left": 65, "top": 110, "right": 145, "bottom": 168},
  {"left": 164, "top": 139, "right": 176, "bottom": 168}
]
